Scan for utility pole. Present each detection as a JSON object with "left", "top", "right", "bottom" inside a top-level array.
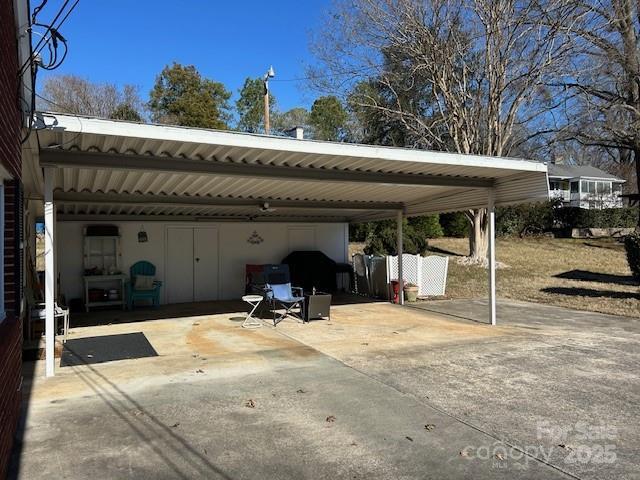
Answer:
[{"left": 263, "top": 66, "right": 275, "bottom": 134}]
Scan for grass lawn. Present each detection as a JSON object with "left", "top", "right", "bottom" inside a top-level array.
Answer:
[{"left": 427, "top": 237, "right": 639, "bottom": 317}]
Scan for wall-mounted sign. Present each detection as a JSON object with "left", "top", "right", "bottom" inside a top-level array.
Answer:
[{"left": 247, "top": 230, "right": 264, "bottom": 245}]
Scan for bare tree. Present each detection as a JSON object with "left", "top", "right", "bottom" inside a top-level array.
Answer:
[
  {"left": 311, "top": 0, "right": 576, "bottom": 260},
  {"left": 39, "top": 75, "right": 144, "bottom": 120},
  {"left": 554, "top": 0, "right": 640, "bottom": 224}
]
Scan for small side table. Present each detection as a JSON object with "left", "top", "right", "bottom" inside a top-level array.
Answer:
[
  {"left": 303, "top": 292, "right": 332, "bottom": 323},
  {"left": 241, "top": 295, "right": 263, "bottom": 328}
]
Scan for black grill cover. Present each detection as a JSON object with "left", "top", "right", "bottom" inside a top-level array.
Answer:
[{"left": 282, "top": 251, "right": 337, "bottom": 293}]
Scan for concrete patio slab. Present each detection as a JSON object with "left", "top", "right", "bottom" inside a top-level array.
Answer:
[{"left": 10, "top": 300, "right": 638, "bottom": 479}]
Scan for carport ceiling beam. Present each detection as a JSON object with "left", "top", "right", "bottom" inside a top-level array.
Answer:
[
  {"left": 53, "top": 191, "right": 404, "bottom": 211},
  {"left": 55, "top": 214, "right": 352, "bottom": 223},
  {"left": 40, "top": 150, "right": 494, "bottom": 189}
]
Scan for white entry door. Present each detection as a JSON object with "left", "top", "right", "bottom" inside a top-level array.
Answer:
[
  {"left": 166, "top": 227, "right": 218, "bottom": 303},
  {"left": 166, "top": 227, "right": 195, "bottom": 304},
  {"left": 194, "top": 227, "right": 218, "bottom": 302}
]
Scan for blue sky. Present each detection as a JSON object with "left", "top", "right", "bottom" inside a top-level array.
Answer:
[{"left": 35, "top": 0, "right": 329, "bottom": 112}]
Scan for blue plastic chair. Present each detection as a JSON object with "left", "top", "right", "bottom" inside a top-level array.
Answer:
[{"left": 126, "top": 261, "right": 162, "bottom": 310}]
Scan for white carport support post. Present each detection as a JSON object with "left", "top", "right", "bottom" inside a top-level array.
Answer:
[
  {"left": 397, "top": 210, "right": 404, "bottom": 305},
  {"left": 44, "top": 167, "right": 56, "bottom": 377},
  {"left": 488, "top": 189, "right": 496, "bottom": 326}
]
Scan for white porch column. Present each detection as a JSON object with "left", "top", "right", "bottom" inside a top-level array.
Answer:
[
  {"left": 397, "top": 210, "right": 404, "bottom": 305},
  {"left": 44, "top": 166, "right": 56, "bottom": 377},
  {"left": 488, "top": 189, "right": 496, "bottom": 326}
]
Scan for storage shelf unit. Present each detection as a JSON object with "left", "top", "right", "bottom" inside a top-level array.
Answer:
[{"left": 83, "top": 226, "right": 125, "bottom": 311}]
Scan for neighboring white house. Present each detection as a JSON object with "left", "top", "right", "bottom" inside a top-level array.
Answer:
[{"left": 547, "top": 164, "right": 625, "bottom": 209}]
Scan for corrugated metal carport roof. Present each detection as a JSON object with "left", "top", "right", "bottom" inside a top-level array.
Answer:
[{"left": 25, "top": 112, "right": 549, "bottom": 222}]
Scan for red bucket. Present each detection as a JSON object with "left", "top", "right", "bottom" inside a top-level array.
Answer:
[{"left": 390, "top": 280, "right": 400, "bottom": 304}]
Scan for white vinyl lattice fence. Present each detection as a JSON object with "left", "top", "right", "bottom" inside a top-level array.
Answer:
[{"left": 387, "top": 254, "right": 449, "bottom": 297}]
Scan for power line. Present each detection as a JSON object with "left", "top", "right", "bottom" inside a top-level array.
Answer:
[
  {"left": 271, "top": 64, "right": 383, "bottom": 83},
  {"left": 31, "top": 0, "right": 49, "bottom": 24},
  {"left": 31, "top": 0, "right": 79, "bottom": 68},
  {"left": 21, "top": 0, "right": 70, "bottom": 74},
  {"left": 20, "top": 0, "right": 80, "bottom": 144},
  {"left": 20, "top": 0, "right": 80, "bottom": 75}
]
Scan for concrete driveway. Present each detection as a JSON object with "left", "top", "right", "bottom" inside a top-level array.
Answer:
[{"left": 10, "top": 300, "right": 639, "bottom": 479}]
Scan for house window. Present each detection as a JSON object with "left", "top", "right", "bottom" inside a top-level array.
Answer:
[
  {"left": 581, "top": 180, "right": 596, "bottom": 194},
  {"left": 570, "top": 181, "right": 578, "bottom": 193},
  {"left": 597, "top": 182, "right": 611, "bottom": 194},
  {"left": 613, "top": 183, "right": 622, "bottom": 194}
]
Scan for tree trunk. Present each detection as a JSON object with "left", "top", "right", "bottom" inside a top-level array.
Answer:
[
  {"left": 467, "top": 208, "right": 489, "bottom": 262},
  {"left": 634, "top": 146, "right": 640, "bottom": 228}
]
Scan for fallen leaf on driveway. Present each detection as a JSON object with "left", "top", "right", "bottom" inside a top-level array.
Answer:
[
  {"left": 296, "top": 389, "right": 306, "bottom": 394},
  {"left": 361, "top": 343, "right": 369, "bottom": 346},
  {"left": 196, "top": 369, "right": 204, "bottom": 373},
  {"left": 459, "top": 450, "right": 469, "bottom": 457},
  {"left": 495, "top": 453, "right": 505, "bottom": 461},
  {"left": 326, "top": 415, "right": 336, "bottom": 422},
  {"left": 192, "top": 322, "right": 200, "bottom": 326},
  {"left": 171, "top": 422, "right": 180, "bottom": 428},
  {"left": 405, "top": 436, "right": 413, "bottom": 442},
  {"left": 558, "top": 444, "right": 573, "bottom": 451},
  {"left": 245, "top": 399, "right": 256, "bottom": 408},
  {"left": 424, "top": 424, "right": 436, "bottom": 431}
]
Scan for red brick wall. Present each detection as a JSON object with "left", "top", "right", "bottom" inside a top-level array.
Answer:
[
  {"left": 0, "top": 0, "right": 24, "bottom": 477},
  {"left": 0, "top": 1, "right": 22, "bottom": 179},
  {"left": 0, "top": 317, "right": 22, "bottom": 479}
]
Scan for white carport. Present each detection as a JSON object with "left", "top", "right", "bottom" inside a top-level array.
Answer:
[{"left": 23, "top": 112, "right": 549, "bottom": 377}]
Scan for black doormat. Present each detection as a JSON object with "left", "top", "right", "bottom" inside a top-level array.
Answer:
[{"left": 60, "top": 332, "right": 158, "bottom": 367}]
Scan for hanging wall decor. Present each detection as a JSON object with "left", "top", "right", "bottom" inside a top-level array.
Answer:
[
  {"left": 247, "top": 230, "right": 264, "bottom": 245},
  {"left": 138, "top": 225, "right": 148, "bottom": 243}
]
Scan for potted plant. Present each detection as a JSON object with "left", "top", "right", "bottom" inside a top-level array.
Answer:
[{"left": 403, "top": 282, "right": 419, "bottom": 302}]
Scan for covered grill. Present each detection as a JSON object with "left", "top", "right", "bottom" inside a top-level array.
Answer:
[{"left": 282, "top": 251, "right": 351, "bottom": 293}]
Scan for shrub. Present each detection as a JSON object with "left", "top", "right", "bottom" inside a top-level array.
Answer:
[
  {"left": 496, "top": 200, "right": 558, "bottom": 237},
  {"left": 439, "top": 212, "right": 469, "bottom": 237},
  {"left": 494, "top": 202, "right": 638, "bottom": 236},
  {"left": 555, "top": 206, "right": 639, "bottom": 229},
  {"left": 408, "top": 215, "right": 443, "bottom": 239},
  {"left": 624, "top": 232, "right": 640, "bottom": 279},
  {"left": 349, "top": 222, "right": 372, "bottom": 242},
  {"left": 362, "top": 218, "right": 430, "bottom": 256}
]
